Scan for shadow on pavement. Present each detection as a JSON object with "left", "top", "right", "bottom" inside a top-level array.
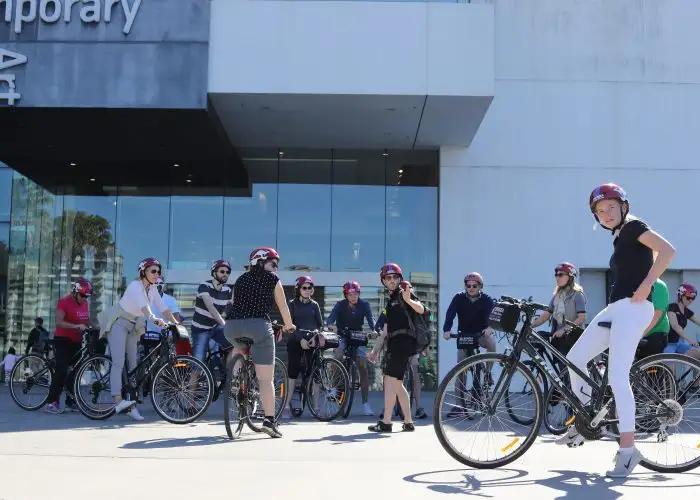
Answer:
[
  {"left": 294, "top": 432, "right": 391, "bottom": 445},
  {"left": 404, "top": 467, "right": 700, "bottom": 499},
  {"left": 120, "top": 435, "right": 233, "bottom": 449}
]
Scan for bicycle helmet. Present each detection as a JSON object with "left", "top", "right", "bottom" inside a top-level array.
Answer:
[
  {"left": 589, "top": 183, "right": 629, "bottom": 232},
  {"left": 678, "top": 283, "right": 698, "bottom": 300},
  {"left": 249, "top": 247, "right": 280, "bottom": 267},
  {"left": 295, "top": 276, "right": 314, "bottom": 288},
  {"left": 211, "top": 259, "right": 232, "bottom": 275},
  {"left": 138, "top": 257, "right": 162, "bottom": 277},
  {"left": 554, "top": 262, "right": 577, "bottom": 277},
  {"left": 73, "top": 278, "right": 93, "bottom": 297},
  {"left": 343, "top": 281, "right": 361, "bottom": 295},
  {"left": 464, "top": 272, "right": 484, "bottom": 286},
  {"left": 380, "top": 263, "right": 403, "bottom": 281}
]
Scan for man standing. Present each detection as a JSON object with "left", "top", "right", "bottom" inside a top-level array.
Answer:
[{"left": 191, "top": 260, "right": 233, "bottom": 361}]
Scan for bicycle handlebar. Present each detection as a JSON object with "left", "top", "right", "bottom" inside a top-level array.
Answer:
[{"left": 500, "top": 295, "right": 551, "bottom": 313}]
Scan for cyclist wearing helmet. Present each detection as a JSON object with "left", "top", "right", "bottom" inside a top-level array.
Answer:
[
  {"left": 225, "top": 247, "right": 295, "bottom": 438},
  {"left": 559, "top": 183, "right": 675, "bottom": 478},
  {"left": 367, "top": 263, "right": 425, "bottom": 433},
  {"left": 327, "top": 280, "right": 376, "bottom": 416},
  {"left": 283, "top": 276, "right": 324, "bottom": 418},
  {"left": 191, "top": 259, "right": 234, "bottom": 361},
  {"left": 531, "top": 262, "right": 587, "bottom": 355},
  {"left": 143, "top": 277, "right": 183, "bottom": 356},
  {"left": 664, "top": 283, "right": 700, "bottom": 354},
  {"left": 44, "top": 278, "right": 93, "bottom": 414},
  {"left": 443, "top": 272, "right": 496, "bottom": 356},
  {"left": 108, "top": 257, "right": 179, "bottom": 420}
]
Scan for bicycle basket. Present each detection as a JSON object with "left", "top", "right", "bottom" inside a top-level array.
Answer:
[
  {"left": 488, "top": 302, "right": 521, "bottom": 333},
  {"left": 343, "top": 330, "right": 369, "bottom": 347},
  {"left": 320, "top": 332, "right": 340, "bottom": 350},
  {"left": 171, "top": 325, "right": 191, "bottom": 341}
]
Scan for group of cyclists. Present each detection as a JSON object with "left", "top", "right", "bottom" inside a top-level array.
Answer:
[{"left": 6, "top": 181, "right": 694, "bottom": 478}]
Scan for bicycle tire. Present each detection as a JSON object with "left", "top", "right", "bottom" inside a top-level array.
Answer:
[
  {"left": 9, "top": 354, "right": 53, "bottom": 411},
  {"left": 150, "top": 355, "right": 214, "bottom": 424},
  {"left": 224, "top": 354, "right": 247, "bottom": 440},
  {"left": 505, "top": 360, "right": 544, "bottom": 426},
  {"left": 543, "top": 383, "right": 571, "bottom": 435},
  {"left": 307, "top": 357, "right": 350, "bottom": 422},
  {"left": 433, "top": 353, "right": 543, "bottom": 469},
  {"left": 342, "top": 359, "right": 356, "bottom": 418},
  {"left": 73, "top": 354, "right": 116, "bottom": 420}
]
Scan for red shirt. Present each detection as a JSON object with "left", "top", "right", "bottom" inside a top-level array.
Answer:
[{"left": 55, "top": 295, "right": 90, "bottom": 343}]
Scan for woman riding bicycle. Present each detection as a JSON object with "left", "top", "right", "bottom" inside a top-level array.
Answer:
[
  {"left": 108, "top": 257, "right": 179, "bottom": 420},
  {"left": 367, "top": 263, "right": 425, "bottom": 433},
  {"left": 531, "top": 262, "right": 587, "bottom": 359},
  {"left": 560, "top": 183, "right": 675, "bottom": 478},
  {"left": 664, "top": 283, "right": 700, "bottom": 354},
  {"left": 283, "top": 275, "right": 324, "bottom": 418},
  {"left": 224, "top": 247, "right": 295, "bottom": 438},
  {"left": 44, "top": 278, "right": 92, "bottom": 414}
]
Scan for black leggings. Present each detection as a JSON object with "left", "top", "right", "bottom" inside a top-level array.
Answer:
[
  {"left": 286, "top": 338, "right": 314, "bottom": 379},
  {"left": 47, "top": 337, "right": 81, "bottom": 405}
]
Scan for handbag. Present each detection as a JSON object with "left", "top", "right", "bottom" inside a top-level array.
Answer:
[{"left": 399, "top": 300, "right": 432, "bottom": 351}]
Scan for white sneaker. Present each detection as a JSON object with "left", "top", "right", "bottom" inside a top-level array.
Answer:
[
  {"left": 114, "top": 399, "right": 137, "bottom": 414},
  {"left": 126, "top": 407, "right": 145, "bottom": 421},
  {"left": 362, "top": 403, "right": 375, "bottom": 416},
  {"left": 606, "top": 447, "right": 642, "bottom": 478},
  {"left": 555, "top": 425, "right": 586, "bottom": 447}
]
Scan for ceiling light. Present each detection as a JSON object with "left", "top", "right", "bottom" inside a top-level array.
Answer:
[
  {"left": 186, "top": 179, "right": 192, "bottom": 183},
  {"left": 278, "top": 151, "right": 284, "bottom": 157},
  {"left": 173, "top": 163, "right": 180, "bottom": 167},
  {"left": 69, "top": 162, "right": 76, "bottom": 166},
  {"left": 382, "top": 150, "right": 389, "bottom": 157},
  {"left": 89, "top": 178, "right": 95, "bottom": 182},
  {"left": 398, "top": 169, "right": 403, "bottom": 174}
]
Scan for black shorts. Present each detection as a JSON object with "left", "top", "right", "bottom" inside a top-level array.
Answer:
[{"left": 384, "top": 334, "right": 417, "bottom": 379}]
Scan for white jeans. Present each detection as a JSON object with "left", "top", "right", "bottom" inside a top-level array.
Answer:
[{"left": 567, "top": 298, "right": 654, "bottom": 433}]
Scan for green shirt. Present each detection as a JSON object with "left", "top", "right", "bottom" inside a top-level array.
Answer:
[{"left": 647, "top": 279, "right": 670, "bottom": 336}]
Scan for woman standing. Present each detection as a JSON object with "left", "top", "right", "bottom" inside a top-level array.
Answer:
[
  {"left": 108, "top": 257, "right": 179, "bottom": 420},
  {"left": 283, "top": 275, "right": 324, "bottom": 418},
  {"left": 367, "top": 263, "right": 425, "bottom": 433},
  {"left": 559, "top": 183, "right": 675, "bottom": 478}
]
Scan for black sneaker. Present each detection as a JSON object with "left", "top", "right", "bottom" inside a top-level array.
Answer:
[
  {"left": 368, "top": 421, "right": 393, "bottom": 433},
  {"left": 261, "top": 418, "right": 282, "bottom": 438},
  {"left": 415, "top": 407, "right": 427, "bottom": 419},
  {"left": 402, "top": 422, "right": 415, "bottom": 432}
]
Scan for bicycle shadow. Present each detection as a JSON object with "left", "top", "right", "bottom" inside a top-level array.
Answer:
[
  {"left": 120, "top": 433, "right": 270, "bottom": 449},
  {"left": 294, "top": 432, "right": 391, "bottom": 445},
  {"left": 404, "top": 467, "right": 698, "bottom": 499}
]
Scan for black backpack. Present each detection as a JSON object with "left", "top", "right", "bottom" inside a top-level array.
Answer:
[{"left": 400, "top": 301, "right": 433, "bottom": 351}]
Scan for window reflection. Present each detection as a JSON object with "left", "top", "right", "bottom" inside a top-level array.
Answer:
[
  {"left": 116, "top": 195, "right": 170, "bottom": 293},
  {"left": 0, "top": 223, "right": 8, "bottom": 351},
  {"left": 223, "top": 184, "right": 278, "bottom": 270},
  {"left": 169, "top": 196, "right": 224, "bottom": 270},
  {"left": 0, "top": 168, "right": 12, "bottom": 222}
]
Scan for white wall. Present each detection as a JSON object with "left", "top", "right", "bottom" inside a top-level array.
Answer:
[
  {"left": 438, "top": 0, "right": 700, "bottom": 379},
  {"left": 208, "top": 0, "right": 494, "bottom": 97}
]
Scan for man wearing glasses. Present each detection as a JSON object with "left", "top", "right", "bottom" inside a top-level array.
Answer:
[{"left": 191, "top": 260, "right": 234, "bottom": 361}]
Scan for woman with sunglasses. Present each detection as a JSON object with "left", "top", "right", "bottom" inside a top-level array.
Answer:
[
  {"left": 367, "top": 262, "right": 425, "bottom": 433},
  {"left": 664, "top": 283, "right": 700, "bottom": 354},
  {"left": 282, "top": 275, "right": 324, "bottom": 418},
  {"left": 225, "top": 247, "right": 295, "bottom": 438},
  {"left": 44, "top": 278, "right": 93, "bottom": 414},
  {"left": 107, "top": 257, "right": 179, "bottom": 420}
]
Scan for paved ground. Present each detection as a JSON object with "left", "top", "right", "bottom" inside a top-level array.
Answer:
[{"left": 0, "top": 388, "right": 698, "bottom": 500}]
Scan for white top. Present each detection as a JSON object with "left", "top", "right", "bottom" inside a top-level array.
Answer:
[
  {"left": 146, "top": 293, "right": 180, "bottom": 332},
  {"left": 1, "top": 353, "right": 18, "bottom": 372},
  {"left": 119, "top": 280, "right": 168, "bottom": 318}
]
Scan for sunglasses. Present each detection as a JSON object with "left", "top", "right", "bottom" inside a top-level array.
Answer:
[
  {"left": 466, "top": 284, "right": 479, "bottom": 289},
  {"left": 148, "top": 269, "right": 160, "bottom": 275},
  {"left": 267, "top": 261, "right": 279, "bottom": 269},
  {"left": 218, "top": 270, "right": 230, "bottom": 275},
  {"left": 79, "top": 293, "right": 90, "bottom": 298},
  {"left": 555, "top": 273, "right": 568, "bottom": 278},
  {"left": 383, "top": 275, "right": 400, "bottom": 281},
  {"left": 686, "top": 296, "right": 696, "bottom": 301},
  {"left": 301, "top": 286, "right": 314, "bottom": 290}
]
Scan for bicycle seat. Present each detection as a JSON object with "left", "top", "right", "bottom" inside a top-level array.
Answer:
[
  {"left": 598, "top": 321, "right": 612, "bottom": 329},
  {"left": 235, "top": 337, "right": 254, "bottom": 346}
]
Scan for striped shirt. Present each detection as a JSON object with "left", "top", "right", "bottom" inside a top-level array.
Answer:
[{"left": 191, "top": 280, "right": 233, "bottom": 333}]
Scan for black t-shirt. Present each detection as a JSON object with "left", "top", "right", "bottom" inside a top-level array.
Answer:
[
  {"left": 229, "top": 267, "right": 280, "bottom": 321},
  {"left": 385, "top": 290, "right": 419, "bottom": 335},
  {"left": 608, "top": 219, "right": 653, "bottom": 303},
  {"left": 667, "top": 302, "right": 695, "bottom": 343}
]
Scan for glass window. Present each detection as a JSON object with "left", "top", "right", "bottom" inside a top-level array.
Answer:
[
  {"left": 0, "top": 222, "right": 8, "bottom": 352},
  {"left": 116, "top": 195, "right": 171, "bottom": 292},
  {"left": 277, "top": 151, "right": 332, "bottom": 272},
  {"left": 223, "top": 184, "right": 279, "bottom": 271},
  {"left": 0, "top": 168, "right": 13, "bottom": 222},
  {"left": 169, "top": 195, "right": 224, "bottom": 270}
]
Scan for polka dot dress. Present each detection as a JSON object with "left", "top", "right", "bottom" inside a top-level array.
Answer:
[{"left": 229, "top": 267, "right": 280, "bottom": 320}]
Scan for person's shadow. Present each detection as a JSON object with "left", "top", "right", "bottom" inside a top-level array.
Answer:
[{"left": 294, "top": 432, "right": 390, "bottom": 445}]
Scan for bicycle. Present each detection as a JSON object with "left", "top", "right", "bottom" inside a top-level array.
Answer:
[
  {"left": 286, "top": 329, "right": 350, "bottom": 422},
  {"left": 444, "top": 333, "right": 489, "bottom": 420},
  {"left": 73, "top": 324, "right": 214, "bottom": 424},
  {"left": 204, "top": 343, "right": 233, "bottom": 402},
  {"left": 9, "top": 328, "right": 105, "bottom": 411},
  {"left": 434, "top": 295, "right": 700, "bottom": 473},
  {"left": 338, "top": 328, "right": 373, "bottom": 418},
  {"left": 224, "top": 323, "right": 292, "bottom": 439}
]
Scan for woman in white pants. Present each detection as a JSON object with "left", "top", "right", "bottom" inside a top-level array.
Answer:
[
  {"left": 108, "top": 257, "right": 178, "bottom": 420},
  {"left": 557, "top": 183, "right": 675, "bottom": 479}
]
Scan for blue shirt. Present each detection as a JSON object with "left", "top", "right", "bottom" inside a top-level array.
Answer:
[
  {"left": 327, "top": 298, "right": 375, "bottom": 331},
  {"left": 443, "top": 292, "right": 495, "bottom": 335}
]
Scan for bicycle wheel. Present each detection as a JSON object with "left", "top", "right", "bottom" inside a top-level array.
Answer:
[
  {"left": 506, "top": 360, "right": 547, "bottom": 426},
  {"left": 150, "top": 355, "right": 214, "bottom": 424},
  {"left": 307, "top": 357, "right": 350, "bottom": 422},
  {"left": 342, "top": 359, "right": 356, "bottom": 418},
  {"left": 224, "top": 354, "right": 247, "bottom": 440},
  {"left": 245, "top": 357, "right": 289, "bottom": 427},
  {"left": 73, "top": 354, "right": 116, "bottom": 420},
  {"left": 613, "top": 353, "right": 700, "bottom": 473},
  {"left": 9, "top": 355, "right": 53, "bottom": 410},
  {"left": 543, "top": 383, "right": 573, "bottom": 435},
  {"left": 433, "top": 353, "right": 543, "bottom": 469}
]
